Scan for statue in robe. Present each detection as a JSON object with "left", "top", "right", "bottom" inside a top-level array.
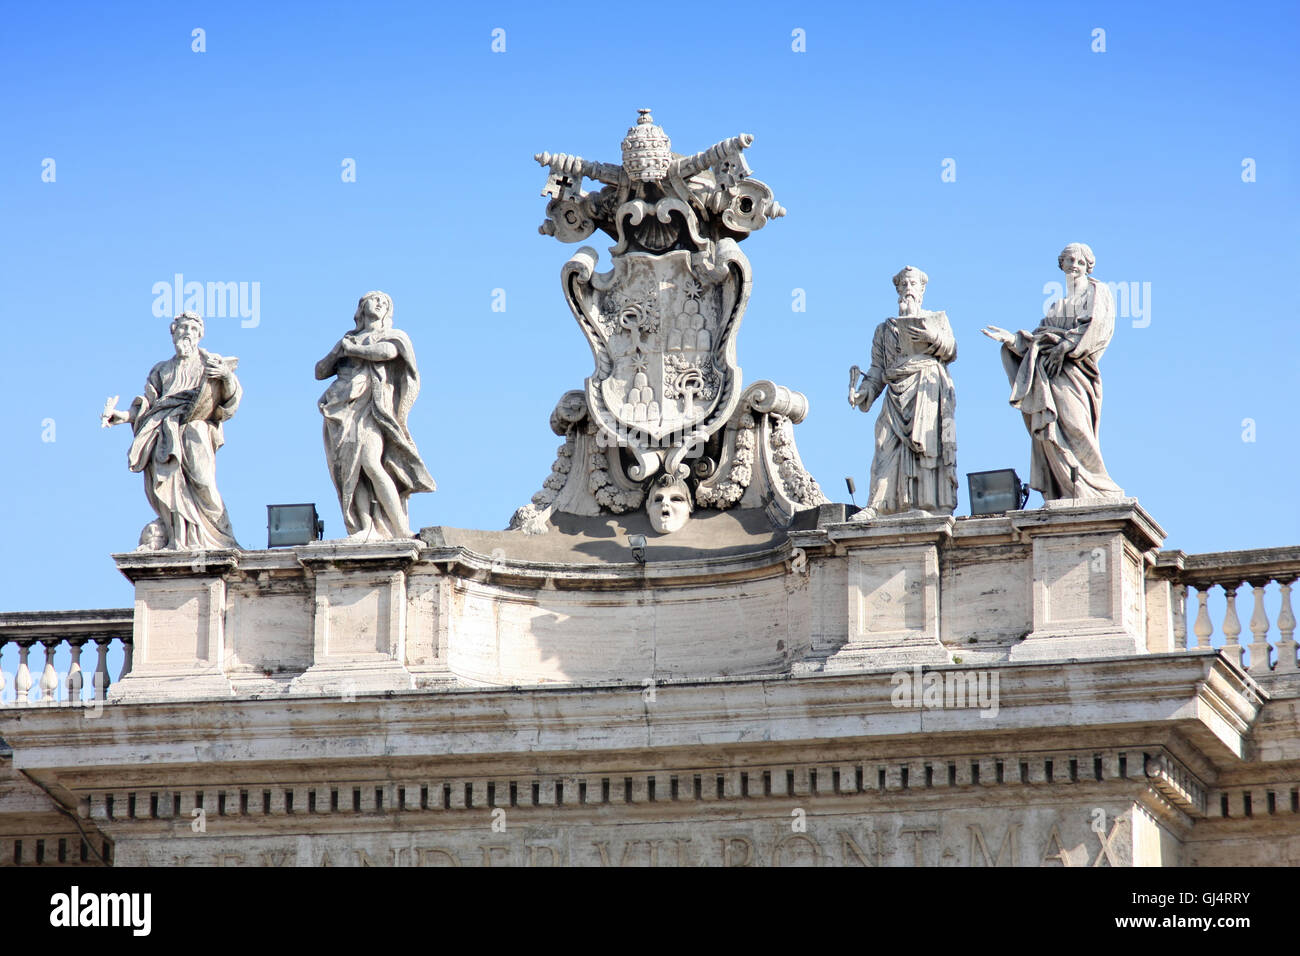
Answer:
[
  {"left": 315, "top": 291, "right": 436, "bottom": 539},
  {"left": 848, "top": 266, "right": 957, "bottom": 519},
  {"left": 101, "top": 312, "right": 242, "bottom": 550},
  {"left": 982, "top": 242, "right": 1123, "bottom": 501}
]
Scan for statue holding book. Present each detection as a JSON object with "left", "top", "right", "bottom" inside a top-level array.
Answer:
[
  {"left": 101, "top": 312, "right": 242, "bottom": 550},
  {"left": 848, "top": 266, "right": 958, "bottom": 520}
]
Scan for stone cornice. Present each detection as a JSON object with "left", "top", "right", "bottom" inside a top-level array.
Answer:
[
  {"left": 112, "top": 550, "right": 240, "bottom": 583},
  {"left": 1, "top": 653, "right": 1257, "bottom": 780},
  {"left": 0, "top": 608, "right": 132, "bottom": 641},
  {"left": 421, "top": 541, "right": 799, "bottom": 591},
  {"left": 1007, "top": 498, "right": 1166, "bottom": 551}
]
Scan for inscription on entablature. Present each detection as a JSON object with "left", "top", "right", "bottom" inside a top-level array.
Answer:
[{"left": 124, "top": 805, "right": 1137, "bottom": 867}]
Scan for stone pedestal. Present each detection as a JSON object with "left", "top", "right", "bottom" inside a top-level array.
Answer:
[
  {"left": 1007, "top": 499, "right": 1165, "bottom": 661},
  {"left": 821, "top": 512, "right": 953, "bottom": 670},
  {"left": 110, "top": 550, "right": 239, "bottom": 701},
  {"left": 288, "top": 539, "right": 423, "bottom": 696}
]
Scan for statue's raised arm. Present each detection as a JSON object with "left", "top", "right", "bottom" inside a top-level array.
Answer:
[
  {"left": 103, "top": 312, "right": 242, "bottom": 551},
  {"left": 991, "top": 243, "right": 1123, "bottom": 501}
]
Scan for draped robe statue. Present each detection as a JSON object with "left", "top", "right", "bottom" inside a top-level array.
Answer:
[
  {"left": 316, "top": 291, "right": 436, "bottom": 539},
  {"left": 849, "top": 266, "right": 957, "bottom": 519},
  {"left": 102, "top": 312, "right": 241, "bottom": 550},
  {"left": 982, "top": 242, "right": 1123, "bottom": 501}
]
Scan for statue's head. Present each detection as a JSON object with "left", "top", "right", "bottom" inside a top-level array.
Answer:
[
  {"left": 1057, "top": 243, "right": 1096, "bottom": 277},
  {"left": 892, "top": 266, "right": 928, "bottom": 314},
  {"left": 354, "top": 291, "right": 393, "bottom": 332},
  {"left": 621, "top": 109, "right": 673, "bottom": 184},
  {"left": 646, "top": 473, "right": 693, "bottom": 534},
  {"left": 170, "top": 312, "right": 204, "bottom": 357}
]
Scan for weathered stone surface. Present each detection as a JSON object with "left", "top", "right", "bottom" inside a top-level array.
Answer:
[
  {"left": 2, "top": 654, "right": 1276, "bottom": 867},
  {"left": 820, "top": 513, "right": 953, "bottom": 670},
  {"left": 94, "top": 499, "right": 1182, "bottom": 696},
  {"left": 1006, "top": 499, "right": 1163, "bottom": 661},
  {"left": 110, "top": 550, "right": 239, "bottom": 701}
]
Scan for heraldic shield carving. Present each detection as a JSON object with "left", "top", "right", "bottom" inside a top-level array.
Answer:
[
  {"left": 511, "top": 110, "right": 827, "bottom": 535},
  {"left": 563, "top": 244, "right": 749, "bottom": 483}
]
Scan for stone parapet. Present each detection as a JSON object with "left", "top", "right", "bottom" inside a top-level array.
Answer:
[{"left": 84, "top": 501, "right": 1183, "bottom": 698}]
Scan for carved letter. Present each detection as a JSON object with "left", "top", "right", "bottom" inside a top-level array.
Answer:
[
  {"left": 841, "top": 831, "right": 880, "bottom": 866},
  {"left": 417, "top": 847, "right": 461, "bottom": 866},
  {"left": 898, "top": 827, "right": 938, "bottom": 867},
  {"left": 968, "top": 823, "right": 1019, "bottom": 866},
  {"left": 527, "top": 844, "right": 560, "bottom": 866},
  {"left": 772, "top": 833, "right": 822, "bottom": 866},
  {"left": 719, "top": 836, "right": 755, "bottom": 867}
]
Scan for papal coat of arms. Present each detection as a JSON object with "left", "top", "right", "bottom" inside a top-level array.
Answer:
[{"left": 511, "top": 111, "right": 826, "bottom": 534}]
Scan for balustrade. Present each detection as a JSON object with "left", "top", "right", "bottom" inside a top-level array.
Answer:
[
  {"left": 0, "top": 610, "right": 133, "bottom": 705},
  {"left": 1150, "top": 547, "right": 1300, "bottom": 682}
]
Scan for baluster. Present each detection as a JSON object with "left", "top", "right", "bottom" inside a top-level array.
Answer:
[
  {"left": 1172, "top": 584, "right": 1188, "bottom": 650},
  {"left": 1220, "top": 582, "right": 1243, "bottom": 668},
  {"left": 120, "top": 635, "right": 133, "bottom": 680},
  {"left": 1247, "top": 580, "right": 1273, "bottom": 675},
  {"left": 38, "top": 638, "right": 60, "bottom": 704},
  {"left": 67, "top": 638, "right": 86, "bottom": 703},
  {"left": 0, "top": 637, "right": 7, "bottom": 704},
  {"left": 93, "top": 636, "right": 112, "bottom": 700},
  {"left": 1192, "top": 587, "right": 1213, "bottom": 650},
  {"left": 15, "top": 640, "right": 34, "bottom": 703},
  {"left": 1276, "top": 580, "right": 1298, "bottom": 674}
]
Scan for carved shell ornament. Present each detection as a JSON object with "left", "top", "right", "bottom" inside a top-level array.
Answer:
[{"left": 633, "top": 213, "right": 680, "bottom": 253}]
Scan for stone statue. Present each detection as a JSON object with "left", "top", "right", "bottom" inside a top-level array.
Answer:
[
  {"left": 847, "top": 266, "right": 957, "bottom": 520},
  {"left": 315, "top": 291, "right": 436, "bottom": 540},
  {"left": 982, "top": 242, "right": 1123, "bottom": 501},
  {"left": 101, "top": 312, "right": 242, "bottom": 550},
  {"left": 511, "top": 109, "right": 825, "bottom": 536}
]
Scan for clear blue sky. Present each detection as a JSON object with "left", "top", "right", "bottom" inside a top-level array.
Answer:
[{"left": 1, "top": 0, "right": 1296, "bottom": 614}]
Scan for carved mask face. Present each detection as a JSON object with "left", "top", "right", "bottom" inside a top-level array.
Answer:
[{"left": 647, "top": 484, "right": 691, "bottom": 534}]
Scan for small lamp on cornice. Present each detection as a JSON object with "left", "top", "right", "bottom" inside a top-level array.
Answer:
[
  {"left": 267, "top": 504, "right": 325, "bottom": 548},
  {"left": 967, "top": 470, "right": 1029, "bottom": 516}
]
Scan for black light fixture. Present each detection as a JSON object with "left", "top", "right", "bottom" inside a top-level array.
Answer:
[
  {"left": 628, "top": 533, "right": 647, "bottom": 564},
  {"left": 845, "top": 476, "right": 857, "bottom": 507},
  {"left": 967, "top": 470, "right": 1029, "bottom": 516},
  {"left": 267, "top": 504, "right": 325, "bottom": 548}
]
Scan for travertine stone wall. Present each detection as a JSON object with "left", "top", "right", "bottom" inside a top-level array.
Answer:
[
  {"left": 109, "top": 500, "right": 1168, "bottom": 697},
  {"left": 5, "top": 653, "right": 1292, "bottom": 867}
]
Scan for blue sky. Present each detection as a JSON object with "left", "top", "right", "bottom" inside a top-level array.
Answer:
[{"left": 1, "top": 0, "right": 1296, "bottom": 614}]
